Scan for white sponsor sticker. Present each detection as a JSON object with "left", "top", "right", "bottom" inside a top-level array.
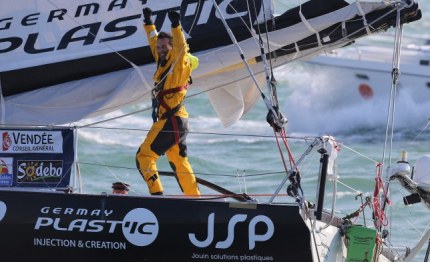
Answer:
[{"left": 1, "top": 130, "right": 63, "bottom": 153}]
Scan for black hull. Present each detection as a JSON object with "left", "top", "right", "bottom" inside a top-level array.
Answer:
[{"left": 0, "top": 190, "right": 313, "bottom": 262}]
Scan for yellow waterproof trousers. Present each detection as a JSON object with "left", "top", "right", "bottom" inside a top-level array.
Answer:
[{"left": 136, "top": 117, "right": 200, "bottom": 196}]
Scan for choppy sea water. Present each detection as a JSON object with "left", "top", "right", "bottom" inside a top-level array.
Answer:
[{"left": 75, "top": 2, "right": 430, "bottom": 261}]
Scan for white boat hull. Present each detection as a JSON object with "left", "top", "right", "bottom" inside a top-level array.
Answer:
[{"left": 305, "top": 45, "right": 430, "bottom": 106}]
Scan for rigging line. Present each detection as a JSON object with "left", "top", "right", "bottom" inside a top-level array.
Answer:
[
  {"left": 222, "top": 0, "right": 273, "bottom": 43},
  {"left": 260, "top": 0, "right": 275, "bottom": 78},
  {"left": 76, "top": 140, "right": 137, "bottom": 190},
  {"left": 210, "top": 0, "right": 277, "bottom": 118},
  {"left": 412, "top": 118, "right": 430, "bottom": 142},
  {"left": 281, "top": 128, "right": 297, "bottom": 169},
  {"left": 338, "top": 143, "right": 379, "bottom": 164},
  {"left": 381, "top": 4, "right": 404, "bottom": 214},
  {"left": 164, "top": 194, "right": 245, "bottom": 201},
  {"left": 245, "top": 0, "right": 255, "bottom": 34},
  {"left": 207, "top": 0, "right": 278, "bottom": 73},
  {"left": 248, "top": 0, "right": 278, "bottom": 108},
  {"left": 269, "top": 137, "right": 320, "bottom": 203},
  {"left": 394, "top": 205, "right": 428, "bottom": 236},
  {"left": 80, "top": 126, "right": 318, "bottom": 141},
  {"left": 78, "top": 161, "right": 287, "bottom": 178},
  {"left": 389, "top": 8, "right": 405, "bottom": 163},
  {"left": 214, "top": 0, "right": 278, "bottom": 86},
  {"left": 389, "top": 185, "right": 428, "bottom": 235},
  {"left": 77, "top": 115, "right": 318, "bottom": 143},
  {"left": 274, "top": 130, "right": 291, "bottom": 174},
  {"left": 78, "top": 106, "right": 152, "bottom": 128}
]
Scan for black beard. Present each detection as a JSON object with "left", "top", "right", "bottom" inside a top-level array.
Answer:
[{"left": 158, "top": 58, "right": 167, "bottom": 67}]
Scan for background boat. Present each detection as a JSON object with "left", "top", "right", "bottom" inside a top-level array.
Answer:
[
  {"left": 309, "top": 37, "right": 428, "bottom": 101},
  {"left": 301, "top": 35, "right": 429, "bottom": 118}
]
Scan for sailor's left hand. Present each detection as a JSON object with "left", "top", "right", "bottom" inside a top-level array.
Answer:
[
  {"left": 168, "top": 11, "right": 180, "bottom": 27},
  {"left": 142, "top": 7, "right": 153, "bottom": 25}
]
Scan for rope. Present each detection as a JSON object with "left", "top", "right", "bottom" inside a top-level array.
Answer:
[
  {"left": 274, "top": 130, "right": 290, "bottom": 174},
  {"left": 248, "top": 0, "right": 278, "bottom": 109},
  {"left": 281, "top": 128, "right": 297, "bottom": 169},
  {"left": 210, "top": 0, "right": 278, "bottom": 120},
  {"left": 373, "top": 163, "right": 390, "bottom": 229},
  {"left": 299, "top": 4, "right": 322, "bottom": 47},
  {"left": 425, "top": 239, "right": 430, "bottom": 262},
  {"left": 79, "top": 125, "right": 319, "bottom": 141},
  {"left": 355, "top": 0, "right": 373, "bottom": 35},
  {"left": 79, "top": 161, "right": 287, "bottom": 179},
  {"left": 412, "top": 118, "right": 430, "bottom": 142},
  {"left": 380, "top": 4, "right": 407, "bottom": 235},
  {"left": 269, "top": 133, "right": 320, "bottom": 204},
  {"left": 337, "top": 180, "right": 363, "bottom": 195},
  {"left": 337, "top": 143, "right": 379, "bottom": 164}
]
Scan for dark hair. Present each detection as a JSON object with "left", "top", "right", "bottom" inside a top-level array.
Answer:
[
  {"left": 158, "top": 31, "right": 173, "bottom": 46},
  {"left": 112, "top": 182, "right": 129, "bottom": 191}
]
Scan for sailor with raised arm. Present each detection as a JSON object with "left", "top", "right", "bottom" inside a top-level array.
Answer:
[{"left": 136, "top": 7, "right": 200, "bottom": 196}]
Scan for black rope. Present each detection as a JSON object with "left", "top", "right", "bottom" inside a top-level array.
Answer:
[
  {"left": 425, "top": 239, "right": 430, "bottom": 262},
  {"left": 159, "top": 171, "right": 253, "bottom": 202}
]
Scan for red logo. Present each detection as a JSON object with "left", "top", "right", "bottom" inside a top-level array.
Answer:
[
  {"left": 2, "top": 132, "right": 12, "bottom": 151},
  {"left": 0, "top": 159, "right": 9, "bottom": 174},
  {"left": 358, "top": 83, "right": 374, "bottom": 99}
]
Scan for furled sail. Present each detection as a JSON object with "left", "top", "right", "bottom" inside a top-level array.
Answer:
[{"left": 0, "top": 0, "right": 421, "bottom": 126}]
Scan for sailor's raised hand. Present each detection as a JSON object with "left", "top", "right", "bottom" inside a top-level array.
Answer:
[
  {"left": 143, "top": 7, "right": 153, "bottom": 25},
  {"left": 168, "top": 10, "right": 180, "bottom": 27}
]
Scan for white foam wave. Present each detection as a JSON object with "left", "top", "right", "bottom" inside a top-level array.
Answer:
[{"left": 277, "top": 63, "right": 430, "bottom": 134}]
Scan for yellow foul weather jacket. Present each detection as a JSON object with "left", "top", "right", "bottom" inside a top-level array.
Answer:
[{"left": 144, "top": 24, "right": 192, "bottom": 119}]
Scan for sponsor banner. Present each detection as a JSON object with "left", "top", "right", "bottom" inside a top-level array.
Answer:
[
  {"left": 0, "top": 158, "right": 13, "bottom": 187},
  {"left": 0, "top": 128, "right": 74, "bottom": 188},
  {"left": 1, "top": 130, "right": 63, "bottom": 153},
  {"left": 17, "top": 160, "right": 63, "bottom": 183},
  {"left": 0, "top": 192, "right": 311, "bottom": 261}
]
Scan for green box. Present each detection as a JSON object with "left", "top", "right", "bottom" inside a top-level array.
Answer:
[{"left": 346, "top": 225, "right": 377, "bottom": 262}]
